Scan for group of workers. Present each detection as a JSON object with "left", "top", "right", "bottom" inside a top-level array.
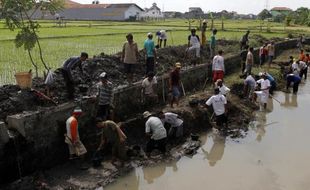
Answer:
[{"left": 60, "top": 26, "right": 308, "bottom": 167}]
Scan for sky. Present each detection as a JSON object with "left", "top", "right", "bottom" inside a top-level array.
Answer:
[{"left": 74, "top": 0, "right": 310, "bottom": 14}]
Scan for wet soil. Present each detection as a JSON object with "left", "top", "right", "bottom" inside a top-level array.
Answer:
[{"left": 0, "top": 36, "right": 287, "bottom": 122}]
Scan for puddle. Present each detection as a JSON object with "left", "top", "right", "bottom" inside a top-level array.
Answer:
[{"left": 105, "top": 80, "right": 310, "bottom": 190}]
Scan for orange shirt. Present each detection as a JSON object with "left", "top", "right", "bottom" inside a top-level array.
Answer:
[{"left": 299, "top": 53, "right": 306, "bottom": 61}]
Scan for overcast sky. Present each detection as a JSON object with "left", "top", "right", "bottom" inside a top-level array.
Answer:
[{"left": 74, "top": 0, "right": 310, "bottom": 14}]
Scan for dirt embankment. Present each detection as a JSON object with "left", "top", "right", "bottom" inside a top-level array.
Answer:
[
  {"left": 2, "top": 86, "right": 258, "bottom": 190},
  {"left": 0, "top": 35, "right": 287, "bottom": 122}
]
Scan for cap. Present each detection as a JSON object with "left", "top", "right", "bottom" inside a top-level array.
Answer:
[
  {"left": 147, "top": 32, "right": 153, "bottom": 37},
  {"left": 216, "top": 79, "right": 222, "bottom": 83},
  {"left": 73, "top": 107, "right": 82, "bottom": 114},
  {"left": 175, "top": 62, "right": 181, "bottom": 68},
  {"left": 203, "top": 19, "right": 207, "bottom": 23},
  {"left": 156, "top": 31, "right": 161, "bottom": 36},
  {"left": 143, "top": 111, "right": 152, "bottom": 118},
  {"left": 99, "top": 72, "right": 107, "bottom": 78}
]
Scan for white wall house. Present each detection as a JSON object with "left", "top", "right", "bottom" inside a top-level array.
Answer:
[{"left": 140, "top": 3, "right": 164, "bottom": 20}]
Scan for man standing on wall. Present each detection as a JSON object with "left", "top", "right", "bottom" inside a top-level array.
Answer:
[
  {"left": 201, "top": 20, "right": 208, "bottom": 48},
  {"left": 210, "top": 29, "right": 217, "bottom": 59},
  {"left": 144, "top": 33, "right": 157, "bottom": 75},
  {"left": 240, "top": 30, "right": 250, "bottom": 50},
  {"left": 122, "top": 33, "right": 139, "bottom": 84},
  {"left": 267, "top": 41, "right": 275, "bottom": 68},
  {"left": 245, "top": 47, "right": 254, "bottom": 75},
  {"left": 186, "top": 29, "right": 201, "bottom": 65},
  {"left": 212, "top": 50, "right": 225, "bottom": 83}
]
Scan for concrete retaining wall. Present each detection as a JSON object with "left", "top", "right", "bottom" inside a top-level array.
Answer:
[{"left": 0, "top": 39, "right": 300, "bottom": 184}]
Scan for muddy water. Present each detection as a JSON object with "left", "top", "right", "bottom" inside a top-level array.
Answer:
[{"left": 105, "top": 81, "right": 310, "bottom": 190}]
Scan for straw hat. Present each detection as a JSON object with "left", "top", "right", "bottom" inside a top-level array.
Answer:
[{"left": 143, "top": 111, "right": 152, "bottom": 118}]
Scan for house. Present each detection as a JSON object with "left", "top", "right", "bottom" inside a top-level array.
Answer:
[
  {"left": 185, "top": 7, "right": 206, "bottom": 19},
  {"left": 270, "top": 7, "right": 292, "bottom": 17},
  {"left": 140, "top": 3, "right": 164, "bottom": 20},
  {"left": 31, "top": 0, "right": 144, "bottom": 21}
]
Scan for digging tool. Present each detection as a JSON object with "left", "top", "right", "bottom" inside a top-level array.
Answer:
[
  {"left": 31, "top": 88, "right": 58, "bottom": 105},
  {"left": 269, "top": 94, "right": 281, "bottom": 104},
  {"left": 181, "top": 81, "right": 186, "bottom": 96}
]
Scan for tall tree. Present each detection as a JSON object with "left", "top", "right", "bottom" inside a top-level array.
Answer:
[{"left": 258, "top": 9, "right": 272, "bottom": 20}]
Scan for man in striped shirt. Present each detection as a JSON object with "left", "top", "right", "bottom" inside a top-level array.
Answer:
[{"left": 96, "top": 72, "right": 114, "bottom": 121}]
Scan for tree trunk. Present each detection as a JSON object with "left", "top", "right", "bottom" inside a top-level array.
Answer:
[{"left": 28, "top": 50, "right": 38, "bottom": 77}]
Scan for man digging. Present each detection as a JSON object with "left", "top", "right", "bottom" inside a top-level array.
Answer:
[{"left": 205, "top": 88, "right": 228, "bottom": 134}]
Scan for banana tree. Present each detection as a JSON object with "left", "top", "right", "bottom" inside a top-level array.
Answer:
[{"left": 0, "top": 0, "right": 64, "bottom": 77}]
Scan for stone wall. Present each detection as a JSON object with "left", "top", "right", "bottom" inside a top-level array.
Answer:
[{"left": 0, "top": 39, "right": 301, "bottom": 184}]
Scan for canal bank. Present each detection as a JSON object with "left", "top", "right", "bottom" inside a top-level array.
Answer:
[
  {"left": 103, "top": 52, "right": 310, "bottom": 190},
  {"left": 1, "top": 41, "right": 309, "bottom": 188}
]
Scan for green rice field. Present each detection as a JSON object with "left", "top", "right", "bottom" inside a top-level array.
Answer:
[{"left": 0, "top": 19, "right": 309, "bottom": 84}]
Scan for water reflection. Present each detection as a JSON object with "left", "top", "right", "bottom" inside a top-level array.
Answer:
[
  {"left": 201, "top": 134, "right": 226, "bottom": 167},
  {"left": 143, "top": 164, "right": 166, "bottom": 184},
  {"left": 255, "top": 111, "right": 267, "bottom": 142},
  {"left": 281, "top": 93, "right": 298, "bottom": 108}
]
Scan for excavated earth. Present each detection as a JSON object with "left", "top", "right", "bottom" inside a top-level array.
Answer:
[{"left": 0, "top": 36, "right": 286, "bottom": 122}]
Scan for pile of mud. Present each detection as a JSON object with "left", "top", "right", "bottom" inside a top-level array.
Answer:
[{"left": 0, "top": 37, "right": 281, "bottom": 121}]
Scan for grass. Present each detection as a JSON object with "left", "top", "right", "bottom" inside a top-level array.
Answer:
[{"left": 0, "top": 19, "right": 308, "bottom": 84}]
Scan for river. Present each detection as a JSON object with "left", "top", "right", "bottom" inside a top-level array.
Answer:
[{"left": 104, "top": 79, "right": 310, "bottom": 190}]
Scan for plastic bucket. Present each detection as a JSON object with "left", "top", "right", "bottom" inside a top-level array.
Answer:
[{"left": 15, "top": 72, "right": 32, "bottom": 89}]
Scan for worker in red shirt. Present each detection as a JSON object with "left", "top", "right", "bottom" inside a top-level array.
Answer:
[
  {"left": 299, "top": 49, "right": 306, "bottom": 62},
  {"left": 65, "top": 107, "right": 87, "bottom": 160}
]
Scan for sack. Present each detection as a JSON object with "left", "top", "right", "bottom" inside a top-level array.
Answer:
[
  {"left": 44, "top": 70, "right": 55, "bottom": 85},
  {"left": 74, "top": 140, "right": 87, "bottom": 156}
]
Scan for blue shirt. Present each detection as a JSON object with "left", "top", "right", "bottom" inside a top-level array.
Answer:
[
  {"left": 266, "top": 73, "right": 276, "bottom": 86},
  {"left": 287, "top": 75, "right": 301, "bottom": 83},
  {"left": 144, "top": 39, "right": 155, "bottom": 57}
]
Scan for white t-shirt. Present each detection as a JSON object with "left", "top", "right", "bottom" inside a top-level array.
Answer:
[
  {"left": 206, "top": 94, "right": 227, "bottom": 116},
  {"left": 212, "top": 55, "right": 225, "bottom": 72},
  {"left": 217, "top": 85, "right": 230, "bottom": 95},
  {"left": 189, "top": 35, "right": 200, "bottom": 47},
  {"left": 145, "top": 116, "right": 167, "bottom": 140},
  {"left": 257, "top": 79, "right": 270, "bottom": 93},
  {"left": 161, "top": 112, "right": 183, "bottom": 128},
  {"left": 299, "top": 61, "right": 307, "bottom": 70},
  {"left": 142, "top": 77, "right": 157, "bottom": 95},
  {"left": 159, "top": 30, "right": 167, "bottom": 40},
  {"left": 244, "top": 75, "right": 256, "bottom": 88},
  {"left": 291, "top": 62, "right": 299, "bottom": 71}
]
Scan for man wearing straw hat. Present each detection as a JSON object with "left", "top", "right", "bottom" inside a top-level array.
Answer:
[
  {"left": 144, "top": 32, "right": 157, "bottom": 75},
  {"left": 64, "top": 107, "right": 87, "bottom": 160},
  {"left": 143, "top": 111, "right": 167, "bottom": 156}
]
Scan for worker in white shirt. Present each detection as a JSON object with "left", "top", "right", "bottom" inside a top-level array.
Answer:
[
  {"left": 215, "top": 79, "right": 230, "bottom": 96},
  {"left": 159, "top": 111, "right": 184, "bottom": 139},
  {"left": 205, "top": 88, "right": 228, "bottom": 130},
  {"left": 256, "top": 73, "right": 271, "bottom": 109}
]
